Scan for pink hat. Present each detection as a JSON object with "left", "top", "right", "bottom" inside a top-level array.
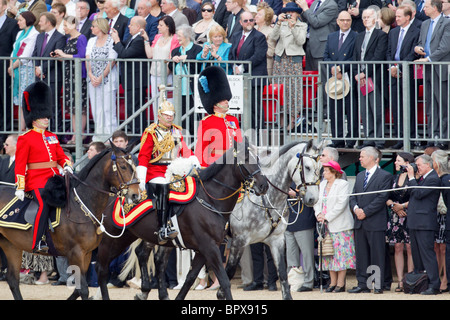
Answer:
[{"left": 322, "top": 160, "right": 343, "bottom": 174}]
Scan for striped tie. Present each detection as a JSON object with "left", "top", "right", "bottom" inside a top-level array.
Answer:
[{"left": 363, "top": 171, "right": 370, "bottom": 190}]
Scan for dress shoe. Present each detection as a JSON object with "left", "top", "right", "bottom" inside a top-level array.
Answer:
[
  {"left": 348, "top": 286, "right": 370, "bottom": 293},
  {"left": 52, "top": 280, "right": 67, "bottom": 286},
  {"left": 333, "top": 286, "right": 345, "bottom": 293},
  {"left": 243, "top": 282, "right": 264, "bottom": 291},
  {"left": 375, "top": 143, "right": 385, "bottom": 149},
  {"left": 421, "top": 288, "right": 440, "bottom": 295},
  {"left": 267, "top": 283, "right": 278, "bottom": 291},
  {"left": 297, "top": 286, "right": 313, "bottom": 292},
  {"left": 345, "top": 143, "right": 355, "bottom": 149},
  {"left": 357, "top": 142, "right": 375, "bottom": 150},
  {"left": 436, "top": 143, "right": 448, "bottom": 150},
  {"left": 325, "top": 285, "right": 336, "bottom": 293},
  {"left": 374, "top": 288, "right": 383, "bottom": 294}
]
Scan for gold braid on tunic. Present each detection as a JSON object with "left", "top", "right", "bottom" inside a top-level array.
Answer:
[{"left": 145, "top": 123, "right": 176, "bottom": 164}]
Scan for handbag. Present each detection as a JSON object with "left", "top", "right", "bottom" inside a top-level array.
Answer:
[
  {"left": 317, "top": 222, "right": 334, "bottom": 257},
  {"left": 402, "top": 271, "right": 429, "bottom": 294},
  {"left": 288, "top": 266, "right": 305, "bottom": 291}
]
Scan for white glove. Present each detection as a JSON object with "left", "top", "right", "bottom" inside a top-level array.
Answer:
[
  {"left": 189, "top": 156, "right": 201, "bottom": 169},
  {"left": 15, "top": 190, "right": 24, "bottom": 201},
  {"left": 63, "top": 165, "right": 74, "bottom": 175},
  {"left": 136, "top": 165, "right": 148, "bottom": 192}
]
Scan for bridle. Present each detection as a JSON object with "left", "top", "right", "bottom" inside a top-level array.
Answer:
[
  {"left": 292, "top": 150, "right": 321, "bottom": 198},
  {"left": 67, "top": 150, "right": 139, "bottom": 224},
  {"left": 198, "top": 146, "right": 263, "bottom": 201}
]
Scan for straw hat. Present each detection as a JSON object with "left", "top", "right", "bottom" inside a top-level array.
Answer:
[{"left": 325, "top": 76, "right": 350, "bottom": 100}]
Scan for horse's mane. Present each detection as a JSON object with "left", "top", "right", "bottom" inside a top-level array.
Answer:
[
  {"left": 261, "top": 140, "right": 314, "bottom": 167},
  {"left": 72, "top": 148, "right": 111, "bottom": 187}
]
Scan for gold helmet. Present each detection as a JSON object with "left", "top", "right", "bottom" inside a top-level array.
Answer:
[{"left": 158, "top": 85, "right": 175, "bottom": 116}]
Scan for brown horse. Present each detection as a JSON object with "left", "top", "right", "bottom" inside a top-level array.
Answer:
[
  {"left": 94, "top": 138, "right": 269, "bottom": 300},
  {"left": 0, "top": 144, "right": 140, "bottom": 300}
]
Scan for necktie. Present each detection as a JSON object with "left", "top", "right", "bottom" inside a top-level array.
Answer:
[
  {"left": 229, "top": 15, "right": 236, "bottom": 36},
  {"left": 338, "top": 32, "right": 344, "bottom": 51},
  {"left": 418, "top": 0, "right": 424, "bottom": 11},
  {"left": 424, "top": 20, "right": 434, "bottom": 57},
  {"left": 313, "top": 0, "right": 322, "bottom": 13},
  {"left": 361, "top": 31, "right": 370, "bottom": 60},
  {"left": 40, "top": 33, "right": 48, "bottom": 56},
  {"left": 394, "top": 28, "right": 405, "bottom": 61},
  {"left": 363, "top": 171, "right": 370, "bottom": 190},
  {"left": 236, "top": 34, "right": 245, "bottom": 57}
]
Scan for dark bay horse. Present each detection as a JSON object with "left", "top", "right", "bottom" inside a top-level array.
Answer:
[
  {"left": 0, "top": 145, "right": 140, "bottom": 300},
  {"left": 94, "top": 138, "right": 269, "bottom": 300}
]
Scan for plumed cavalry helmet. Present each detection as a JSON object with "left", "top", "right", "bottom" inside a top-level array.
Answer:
[
  {"left": 22, "top": 81, "right": 53, "bottom": 129},
  {"left": 197, "top": 66, "right": 232, "bottom": 115},
  {"left": 158, "top": 85, "right": 175, "bottom": 116}
]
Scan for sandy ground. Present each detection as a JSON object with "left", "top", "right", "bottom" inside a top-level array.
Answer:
[{"left": 0, "top": 272, "right": 448, "bottom": 301}]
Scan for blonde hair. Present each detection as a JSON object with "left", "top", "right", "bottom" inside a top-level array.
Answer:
[
  {"left": 256, "top": 2, "right": 274, "bottom": 26},
  {"left": 94, "top": 17, "right": 110, "bottom": 34},
  {"left": 208, "top": 25, "right": 227, "bottom": 43}
]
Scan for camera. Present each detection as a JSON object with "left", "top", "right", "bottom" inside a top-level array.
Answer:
[
  {"left": 285, "top": 14, "right": 291, "bottom": 19},
  {"left": 205, "top": 44, "right": 212, "bottom": 50},
  {"left": 399, "top": 163, "right": 418, "bottom": 173},
  {"left": 348, "top": 1, "right": 357, "bottom": 8}
]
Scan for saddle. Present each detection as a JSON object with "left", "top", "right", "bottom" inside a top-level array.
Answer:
[
  {"left": 0, "top": 187, "right": 61, "bottom": 231},
  {"left": 111, "top": 176, "right": 197, "bottom": 229}
]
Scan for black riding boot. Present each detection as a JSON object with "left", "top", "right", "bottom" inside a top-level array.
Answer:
[{"left": 154, "top": 184, "right": 178, "bottom": 245}]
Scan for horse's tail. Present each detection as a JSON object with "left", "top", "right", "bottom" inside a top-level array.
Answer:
[{"left": 118, "top": 239, "right": 155, "bottom": 281}]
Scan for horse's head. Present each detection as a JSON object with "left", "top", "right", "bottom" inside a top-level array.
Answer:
[
  {"left": 290, "top": 140, "right": 321, "bottom": 206},
  {"left": 231, "top": 137, "right": 269, "bottom": 196},
  {"left": 103, "top": 143, "right": 141, "bottom": 205}
]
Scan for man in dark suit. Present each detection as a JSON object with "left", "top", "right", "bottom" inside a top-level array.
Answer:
[
  {"left": 353, "top": 7, "right": 387, "bottom": 149},
  {"left": 136, "top": 0, "right": 158, "bottom": 43},
  {"left": 415, "top": 0, "right": 430, "bottom": 20},
  {"left": 105, "top": 0, "right": 130, "bottom": 42},
  {"left": 386, "top": 5, "right": 420, "bottom": 150},
  {"left": 0, "top": 0, "right": 20, "bottom": 139},
  {"left": 406, "top": 154, "right": 441, "bottom": 294},
  {"left": 225, "top": 0, "right": 244, "bottom": 39},
  {"left": 112, "top": 16, "right": 148, "bottom": 135},
  {"left": 32, "top": 12, "right": 66, "bottom": 133},
  {"left": 0, "top": 134, "right": 17, "bottom": 183},
  {"left": 323, "top": 11, "right": 358, "bottom": 148},
  {"left": 229, "top": 11, "right": 267, "bottom": 130},
  {"left": 349, "top": 147, "right": 393, "bottom": 294},
  {"left": 76, "top": 1, "right": 93, "bottom": 39},
  {"left": 414, "top": 0, "right": 450, "bottom": 149}
]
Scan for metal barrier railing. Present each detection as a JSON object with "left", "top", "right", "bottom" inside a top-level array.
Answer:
[{"left": 2, "top": 57, "right": 447, "bottom": 162}]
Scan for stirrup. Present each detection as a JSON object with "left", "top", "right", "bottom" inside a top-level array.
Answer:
[{"left": 33, "top": 240, "right": 49, "bottom": 254}]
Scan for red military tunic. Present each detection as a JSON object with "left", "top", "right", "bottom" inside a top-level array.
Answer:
[
  {"left": 138, "top": 123, "right": 193, "bottom": 182},
  {"left": 15, "top": 128, "right": 71, "bottom": 192},
  {"left": 195, "top": 112, "right": 242, "bottom": 167}
]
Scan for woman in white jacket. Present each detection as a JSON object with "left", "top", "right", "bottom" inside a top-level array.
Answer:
[{"left": 314, "top": 160, "right": 356, "bottom": 293}]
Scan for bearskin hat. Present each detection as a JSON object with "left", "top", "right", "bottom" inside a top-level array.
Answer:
[
  {"left": 198, "top": 66, "right": 232, "bottom": 115},
  {"left": 22, "top": 81, "right": 53, "bottom": 129}
]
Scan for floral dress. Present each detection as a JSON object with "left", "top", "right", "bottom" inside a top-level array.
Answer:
[
  {"left": 320, "top": 188, "right": 356, "bottom": 271},
  {"left": 386, "top": 174, "right": 411, "bottom": 244}
]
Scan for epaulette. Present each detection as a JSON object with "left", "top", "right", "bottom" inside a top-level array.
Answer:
[
  {"left": 172, "top": 124, "right": 183, "bottom": 131},
  {"left": 202, "top": 115, "right": 213, "bottom": 120},
  {"left": 20, "top": 129, "right": 32, "bottom": 136},
  {"left": 144, "top": 123, "right": 158, "bottom": 135}
]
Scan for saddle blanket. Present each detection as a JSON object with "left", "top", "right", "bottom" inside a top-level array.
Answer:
[
  {"left": 111, "top": 176, "right": 197, "bottom": 229},
  {"left": 0, "top": 195, "right": 61, "bottom": 230}
]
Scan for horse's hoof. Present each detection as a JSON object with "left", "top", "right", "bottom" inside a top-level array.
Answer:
[{"left": 216, "top": 289, "right": 225, "bottom": 300}]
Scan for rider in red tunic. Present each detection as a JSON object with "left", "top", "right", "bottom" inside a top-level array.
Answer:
[
  {"left": 15, "top": 81, "right": 73, "bottom": 253},
  {"left": 136, "top": 86, "right": 197, "bottom": 244},
  {"left": 195, "top": 66, "right": 242, "bottom": 168}
]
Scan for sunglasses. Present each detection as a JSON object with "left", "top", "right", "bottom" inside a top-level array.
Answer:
[
  {"left": 242, "top": 19, "right": 254, "bottom": 23},
  {"left": 97, "top": 0, "right": 105, "bottom": 3},
  {"left": 202, "top": 8, "right": 213, "bottom": 12}
]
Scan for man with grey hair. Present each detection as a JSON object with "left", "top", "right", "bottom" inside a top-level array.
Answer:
[
  {"left": 161, "top": 0, "right": 189, "bottom": 29},
  {"left": 348, "top": 146, "right": 392, "bottom": 294},
  {"left": 136, "top": 0, "right": 158, "bottom": 42},
  {"left": 105, "top": 0, "right": 130, "bottom": 41},
  {"left": 405, "top": 153, "right": 441, "bottom": 294}
]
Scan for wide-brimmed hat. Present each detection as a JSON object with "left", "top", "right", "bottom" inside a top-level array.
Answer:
[
  {"left": 22, "top": 81, "right": 53, "bottom": 129},
  {"left": 325, "top": 76, "right": 350, "bottom": 100},
  {"left": 281, "top": 2, "right": 303, "bottom": 14},
  {"left": 322, "top": 160, "right": 343, "bottom": 174},
  {"left": 198, "top": 66, "right": 232, "bottom": 115}
]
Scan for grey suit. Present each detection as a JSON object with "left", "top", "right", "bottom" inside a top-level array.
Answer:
[
  {"left": 416, "top": 14, "right": 450, "bottom": 140},
  {"left": 301, "top": 0, "right": 338, "bottom": 71},
  {"left": 171, "top": 9, "right": 190, "bottom": 29}
]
